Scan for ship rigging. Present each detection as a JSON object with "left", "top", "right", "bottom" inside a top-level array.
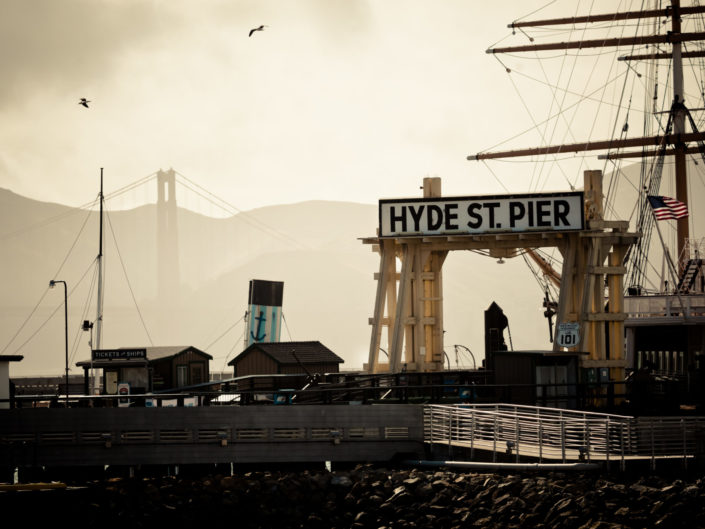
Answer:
[{"left": 471, "top": 0, "right": 705, "bottom": 409}]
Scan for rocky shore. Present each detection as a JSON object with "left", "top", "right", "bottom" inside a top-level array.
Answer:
[{"left": 2, "top": 465, "right": 704, "bottom": 528}]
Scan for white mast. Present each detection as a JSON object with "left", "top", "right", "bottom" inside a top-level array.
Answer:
[{"left": 93, "top": 169, "right": 105, "bottom": 393}]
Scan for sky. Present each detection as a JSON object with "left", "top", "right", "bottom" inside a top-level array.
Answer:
[
  {"left": 4, "top": 0, "right": 705, "bottom": 377},
  {"left": 0, "top": 0, "right": 630, "bottom": 216}
]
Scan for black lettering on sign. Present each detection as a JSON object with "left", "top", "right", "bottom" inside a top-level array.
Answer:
[
  {"left": 408, "top": 205, "right": 425, "bottom": 231},
  {"left": 554, "top": 200, "right": 570, "bottom": 226},
  {"left": 536, "top": 200, "right": 551, "bottom": 227},
  {"left": 485, "top": 202, "right": 500, "bottom": 228},
  {"left": 427, "top": 205, "right": 443, "bottom": 230},
  {"left": 467, "top": 203, "right": 482, "bottom": 229},
  {"left": 509, "top": 201, "right": 524, "bottom": 228},
  {"left": 444, "top": 203, "right": 459, "bottom": 230},
  {"left": 390, "top": 206, "right": 407, "bottom": 233}
]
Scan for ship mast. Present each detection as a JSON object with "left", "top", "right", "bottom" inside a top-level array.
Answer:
[
  {"left": 472, "top": 1, "right": 705, "bottom": 269},
  {"left": 671, "top": 0, "right": 690, "bottom": 266},
  {"left": 95, "top": 168, "right": 104, "bottom": 351}
]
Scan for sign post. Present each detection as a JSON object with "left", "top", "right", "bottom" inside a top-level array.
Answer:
[{"left": 556, "top": 322, "right": 580, "bottom": 349}]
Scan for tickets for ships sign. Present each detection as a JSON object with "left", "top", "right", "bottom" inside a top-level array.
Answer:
[{"left": 379, "top": 192, "right": 584, "bottom": 237}]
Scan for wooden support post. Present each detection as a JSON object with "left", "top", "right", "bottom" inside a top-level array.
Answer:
[
  {"left": 555, "top": 237, "right": 578, "bottom": 351},
  {"left": 367, "top": 239, "right": 397, "bottom": 373},
  {"left": 390, "top": 245, "right": 412, "bottom": 372},
  {"left": 412, "top": 245, "right": 424, "bottom": 370},
  {"left": 608, "top": 244, "right": 629, "bottom": 399}
]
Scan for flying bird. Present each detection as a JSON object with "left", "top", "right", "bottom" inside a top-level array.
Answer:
[
  {"left": 79, "top": 98, "right": 90, "bottom": 108},
  {"left": 249, "top": 25, "right": 267, "bottom": 37}
]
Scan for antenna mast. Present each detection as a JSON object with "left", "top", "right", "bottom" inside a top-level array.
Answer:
[{"left": 95, "top": 168, "right": 105, "bottom": 351}]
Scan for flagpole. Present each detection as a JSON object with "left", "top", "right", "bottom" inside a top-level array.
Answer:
[{"left": 649, "top": 205, "right": 689, "bottom": 321}]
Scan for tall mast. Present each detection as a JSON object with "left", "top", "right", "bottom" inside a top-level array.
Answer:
[
  {"left": 95, "top": 168, "right": 104, "bottom": 351},
  {"left": 671, "top": 0, "right": 690, "bottom": 266}
]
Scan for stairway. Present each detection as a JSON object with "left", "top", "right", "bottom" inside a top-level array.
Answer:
[{"left": 677, "top": 259, "right": 703, "bottom": 293}]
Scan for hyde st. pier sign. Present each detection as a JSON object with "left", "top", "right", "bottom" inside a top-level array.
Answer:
[{"left": 378, "top": 191, "right": 584, "bottom": 238}]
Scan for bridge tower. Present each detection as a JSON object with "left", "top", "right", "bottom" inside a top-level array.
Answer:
[{"left": 156, "top": 168, "right": 180, "bottom": 306}]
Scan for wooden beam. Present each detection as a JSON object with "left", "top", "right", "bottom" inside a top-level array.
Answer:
[
  {"left": 525, "top": 248, "right": 561, "bottom": 288},
  {"left": 470, "top": 132, "right": 705, "bottom": 161},
  {"left": 587, "top": 220, "right": 630, "bottom": 230},
  {"left": 584, "top": 313, "right": 627, "bottom": 321},
  {"left": 508, "top": 6, "right": 705, "bottom": 29},
  {"left": 589, "top": 266, "right": 627, "bottom": 275},
  {"left": 620, "top": 49, "right": 705, "bottom": 61},
  {"left": 598, "top": 146, "right": 702, "bottom": 160},
  {"left": 487, "top": 32, "right": 705, "bottom": 55}
]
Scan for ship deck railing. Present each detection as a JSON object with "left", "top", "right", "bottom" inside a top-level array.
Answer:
[
  {"left": 424, "top": 403, "right": 705, "bottom": 470},
  {"left": 625, "top": 293, "right": 705, "bottom": 320}
]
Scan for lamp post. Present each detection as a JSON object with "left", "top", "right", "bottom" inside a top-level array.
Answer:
[
  {"left": 49, "top": 279, "right": 69, "bottom": 407},
  {"left": 82, "top": 320, "right": 95, "bottom": 394}
]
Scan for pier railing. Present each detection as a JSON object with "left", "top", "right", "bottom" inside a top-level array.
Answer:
[{"left": 424, "top": 403, "right": 705, "bottom": 469}]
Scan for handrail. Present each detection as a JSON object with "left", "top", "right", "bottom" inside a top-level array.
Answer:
[{"left": 423, "top": 403, "right": 705, "bottom": 469}]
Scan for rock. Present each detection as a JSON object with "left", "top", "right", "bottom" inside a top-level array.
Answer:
[
  {"left": 614, "top": 506, "right": 630, "bottom": 517},
  {"left": 331, "top": 474, "right": 352, "bottom": 487},
  {"left": 6, "top": 466, "right": 705, "bottom": 528}
]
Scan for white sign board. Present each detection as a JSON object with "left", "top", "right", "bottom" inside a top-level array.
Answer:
[
  {"left": 556, "top": 322, "right": 580, "bottom": 348},
  {"left": 117, "top": 382, "right": 130, "bottom": 407},
  {"left": 379, "top": 192, "right": 584, "bottom": 237}
]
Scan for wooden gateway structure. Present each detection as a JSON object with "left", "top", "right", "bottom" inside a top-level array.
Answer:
[{"left": 363, "top": 173, "right": 639, "bottom": 392}]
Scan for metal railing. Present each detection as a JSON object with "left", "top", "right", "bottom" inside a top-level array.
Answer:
[{"left": 424, "top": 403, "right": 705, "bottom": 469}]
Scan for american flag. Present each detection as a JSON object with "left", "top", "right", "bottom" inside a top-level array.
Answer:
[{"left": 647, "top": 195, "right": 689, "bottom": 220}]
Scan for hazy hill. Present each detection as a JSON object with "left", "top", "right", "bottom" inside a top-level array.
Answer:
[{"left": 0, "top": 187, "right": 557, "bottom": 377}]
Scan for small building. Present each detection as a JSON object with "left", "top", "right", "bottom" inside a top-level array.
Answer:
[
  {"left": 0, "top": 355, "right": 23, "bottom": 409},
  {"left": 228, "top": 341, "right": 344, "bottom": 378},
  {"left": 77, "top": 346, "right": 212, "bottom": 394},
  {"left": 490, "top": 350, "right": 585, "bottom": 408}
]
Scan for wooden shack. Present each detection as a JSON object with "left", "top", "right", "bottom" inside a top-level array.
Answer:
[
  {"left": 77, "top": 345, "right": 212, "bottom": 394},
  {"left": 229, "top": 341, "right": 344, "bottom": 378},
  {"left": 490, "top": 350, "right": 584, "bottom": 408}
]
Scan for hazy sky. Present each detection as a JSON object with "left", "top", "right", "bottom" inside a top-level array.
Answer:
[
  {"left": 3, "top": 0, "right": 702, "bottom": 376},
  {"left": 1, "top": 0, "right": 628, "bottom": 215}
]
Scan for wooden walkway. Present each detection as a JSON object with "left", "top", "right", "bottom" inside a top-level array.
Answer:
[{"left": 425, "top": 403, "right": 705, "bottom": 468}]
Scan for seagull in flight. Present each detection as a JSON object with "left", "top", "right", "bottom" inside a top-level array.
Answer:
[
  {"left": 249, "top": 25, "right": 267, "bottom": 37},
  {"left": 79, "top": 98, "right": 90, "bottom": 108}
]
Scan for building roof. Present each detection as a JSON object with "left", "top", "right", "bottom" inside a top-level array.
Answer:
[
  {"left": 492, "top": 350, "right": 588, "bottom": 357},
  {"left": 145, "top": 346, "right": 212, "bottom": 361},
  {"left": 0, "top": 355, "right": 23, "bottom": 362},
  {"left": 228, "top": 341, "right": 344, "bottom": 366},
  {"left": 76, "top": 346, "right": 212, "bottom": 367}
]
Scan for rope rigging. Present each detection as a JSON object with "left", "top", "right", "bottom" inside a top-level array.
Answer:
[
  {"left": 174, "top": 170, "right": 309, "bottom": 251},
  {"left": 625, "top": 107, "right": 672, "bottom": 291},
  {"left": 478, "top": 0, "right": 705, "bottom": 301},
  {"left": 104, "top": 205, "right": 154, "bottom": 346},
  {"left": 0, "top": 203, "right": 96, "bottom": 356}
]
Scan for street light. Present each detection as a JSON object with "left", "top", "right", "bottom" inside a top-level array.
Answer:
[
  {"left": 82, "top": 320, "right": 96, "bottom": 394},
  {"left": 49, "top": 279, "right": 69, "bottom": 407}
]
